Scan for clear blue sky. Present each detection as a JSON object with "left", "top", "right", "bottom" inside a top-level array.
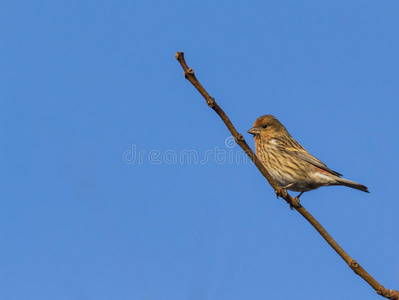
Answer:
[{"left": 1, "top": 1, "right": 398, "bottom": 300}]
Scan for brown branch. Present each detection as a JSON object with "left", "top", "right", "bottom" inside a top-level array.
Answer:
[{"left": 175, "top": 51, "right": 399, "bottom": 300}]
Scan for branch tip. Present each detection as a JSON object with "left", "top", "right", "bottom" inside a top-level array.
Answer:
[{"left": 175, "top": 51, "right": 183, "bottom": 60}]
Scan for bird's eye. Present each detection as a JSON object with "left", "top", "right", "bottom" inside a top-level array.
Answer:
[{"left": 262, "top": 124, "right": 268, "bottom": 128}]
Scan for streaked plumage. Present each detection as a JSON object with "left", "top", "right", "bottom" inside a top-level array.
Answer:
[{"left": 247, "top": 115, "right": 369, "bottom": 195}]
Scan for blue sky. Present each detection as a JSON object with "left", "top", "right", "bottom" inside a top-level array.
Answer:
[{"left": 1, "top": 1, "right": 398, "bottom": 300}]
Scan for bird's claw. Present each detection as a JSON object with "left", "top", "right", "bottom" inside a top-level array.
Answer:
[
  {"left": 275, "top": 188, "right": 287, "bottom": 199},
  {"left": 274, "top": 188, "right": 301, "bottom": 210},
  {"left": 289, "top": 197, "right": 300, "bottom": 210}
]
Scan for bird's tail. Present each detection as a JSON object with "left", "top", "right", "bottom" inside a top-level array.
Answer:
[{"left": 336, "top": 177, "right": 369, "bottom": 193}]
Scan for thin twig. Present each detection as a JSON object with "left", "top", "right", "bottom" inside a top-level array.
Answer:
[{"left": 175, "top": 51, "right": 399, "bottom": 300}]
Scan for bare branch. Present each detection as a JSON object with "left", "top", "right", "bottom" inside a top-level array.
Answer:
[{"left": 175, "top": 51, "right": 399, "bottom": 300}]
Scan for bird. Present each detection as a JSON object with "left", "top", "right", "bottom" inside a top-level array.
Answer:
[{"left": 247, "top": 115, "right": 369, "bottom": 198}]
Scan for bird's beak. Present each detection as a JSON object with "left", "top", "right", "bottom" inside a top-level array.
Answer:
[{"left": 247, "top": 127, "right": 260, "bottom": 135}]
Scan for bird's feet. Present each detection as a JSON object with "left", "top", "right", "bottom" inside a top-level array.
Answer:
[
  {"left": 275, "top": 183, "right": 294, "bottom": 199},
  {"left": 275, "top": 185, "right": 302, "bottom": 210},
  {"left": 275, "top": 188, "right": 287, "bottom": 199},
  {"left": 289, "top": 191, "right": 303, "bottom": 210},
  {"left": 289, "top": 196, "right": 300, "bottom": 210}
]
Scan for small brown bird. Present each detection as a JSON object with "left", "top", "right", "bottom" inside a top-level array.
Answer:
[{"left": 247, "top": 115, "right": 369, "bottom": 197}]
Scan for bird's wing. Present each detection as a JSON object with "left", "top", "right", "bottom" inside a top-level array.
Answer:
[{"left": 284, "top": 148, "right": 343, "bottom": 177}]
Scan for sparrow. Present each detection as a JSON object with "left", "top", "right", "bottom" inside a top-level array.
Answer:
[{"left": 248, "top": 115, "right": 369, "bottom": 197}]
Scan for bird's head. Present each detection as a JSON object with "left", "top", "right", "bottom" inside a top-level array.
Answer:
[{"left": 247, "top": 115, "right": 287, "bottom": 139}]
